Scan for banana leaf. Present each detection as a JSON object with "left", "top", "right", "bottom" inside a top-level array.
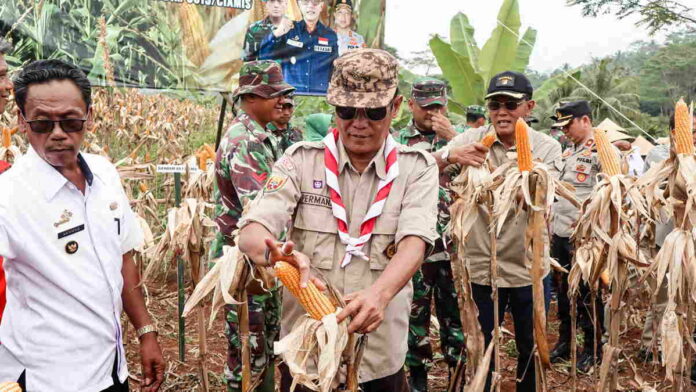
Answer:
[
  {"left": 450, "top": 12, "right": 479, "bottom": 73},
  {"left": 430, "top": 35, "right": 485, "bottom": 108},
  {"left": 511, "top": 27, "right": 536, "bottom": 73},
  {"left": 478, "top": 0, "right": 521, "bottom": 83},
  {"left": 356, "top": 0, "right": 385, "bottom": 48}
]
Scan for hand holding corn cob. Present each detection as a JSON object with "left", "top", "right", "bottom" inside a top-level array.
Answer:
[{"left": 265, "top": 238, "right": 327, "bottom": 294}]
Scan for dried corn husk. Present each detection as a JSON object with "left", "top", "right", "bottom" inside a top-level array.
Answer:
[
  {"left": 275, "top": 312, "right": 349, "bottom": 392},
  {"left": 183, "top": 245, "right": 246, "bottom": 328}
]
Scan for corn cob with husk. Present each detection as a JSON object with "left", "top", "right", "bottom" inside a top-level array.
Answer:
[
  {"left": 0, "top": 126, "right": 21, "bottom": 163},
  {"left": 569, "top": 127, "right": 650, "bottom": 391},
  {"left": 273, "top": 261, "right": 354, "bottom": 392},
  {"left": 178, "top": 3, "right": 211, "bottom": 67},
  {"left": 636, "top": 99, "right": 696, "bottom": 388}
]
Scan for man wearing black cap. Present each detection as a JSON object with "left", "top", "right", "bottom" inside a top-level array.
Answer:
[
  {"left": 334, "top": 0, "right": 367, "bottom": 55},
  {"left": 548, "top": 100, "right": 615, "bottom": 373},
  {"left": 392, "top": 77, "right": 464, "bottom": 392},
  {"left": 433, "top": 71, "right": 562, "bottom": 392}
]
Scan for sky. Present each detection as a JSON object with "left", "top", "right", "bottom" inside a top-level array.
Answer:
[{"left": 384, "top": 0, "right": 671, "bottom": 74}]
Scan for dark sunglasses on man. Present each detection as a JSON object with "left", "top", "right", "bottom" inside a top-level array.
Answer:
[
  {"left": 281, "top": 103, "right": 295, "bottom": 110},
  {"left": 20, "top": 112, "right": 88, "bottom": 134},
  {"left": 486, "top": 100, "right": 526, "bottom": 111},
  {"left": 335, "top": 105, "right": 391, "bottom": 121}
]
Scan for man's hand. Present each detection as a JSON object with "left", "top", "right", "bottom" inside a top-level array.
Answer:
[
  {"left": 336, "top": 286, "right": 389, "bottom": 334},
  {"left": 448, "top": 142, "right": 489, "bottom": 167},
  {"left": 264, "top": 239, "right": 327, "bottom": 291},
  {"left": 430, "top": 112, "right": 457, "bottom": 141},
  {"left": 273, "top": 18, "right": 293, "bottom": 37},
  {"left": 139, "top": 334, "right": 165, "bottom": 392}
]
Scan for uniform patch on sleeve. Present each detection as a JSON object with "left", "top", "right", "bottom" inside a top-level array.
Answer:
[
  {"left": 576, "top": 173, "right": 588, "bottom": 183},
  {"left": 265, "top": 175, "right": 288, "bottom": 193}
]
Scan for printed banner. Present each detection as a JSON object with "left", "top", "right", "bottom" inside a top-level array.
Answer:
[{"left": 0, "top": 0, "right": 385, "bottom": 95}]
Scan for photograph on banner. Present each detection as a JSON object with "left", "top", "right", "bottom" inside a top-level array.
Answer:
[{"left": 0, "top": 0, "right": 384, "bottom": 95}]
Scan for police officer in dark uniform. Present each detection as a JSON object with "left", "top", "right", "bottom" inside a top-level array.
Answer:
[
  {"left": 259, "top": 0, "right": 338, "bottom": 94},
  {"left": 549, "top": 101, "right": 612, "bottom": 373}
]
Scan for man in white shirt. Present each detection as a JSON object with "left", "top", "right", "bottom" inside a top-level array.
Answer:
[{"left": 0, "top": 59, "right": 164, "bottom": 392}]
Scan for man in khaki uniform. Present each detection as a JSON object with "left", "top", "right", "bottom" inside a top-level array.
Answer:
[
  {"left": 434, "top": 71, "right": 562, "bottom": 392},
  {"left": 238, "top": 48, "right": 439, "bottom": 392},
  {"left": 548, "top": 101, "right": 609, "bottom": 373}
]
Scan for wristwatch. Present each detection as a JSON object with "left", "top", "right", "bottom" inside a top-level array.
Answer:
[
  {"left": 137, "top": 324, "right": 158, "bottom": 339},
  {"left": 441, "top": 148, "right": 451, "bottom": 164}
]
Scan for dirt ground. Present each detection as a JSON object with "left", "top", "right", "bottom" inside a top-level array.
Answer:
[{"left": 125, "top": 281, "right": 695, "bottom": 391}]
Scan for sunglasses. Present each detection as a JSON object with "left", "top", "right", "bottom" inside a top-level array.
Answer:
[
  {"left": 281, "top": 103, "right": 294, "bottom": 110},
  {"left": 21, "top": 113, "right": 88, "bottom": 134},
  {"left": 335, "top": 105, "right": 390, "bottom": 121},
  {"left": 487, "top": 100, "right": 525, "bottom": 111}
]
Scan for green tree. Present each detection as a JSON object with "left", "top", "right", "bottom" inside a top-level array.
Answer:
[
  {"left": 569, "top": 58, "right": 641, "bottom": 123},
  {"left": 567, "top": 0, "right": 696, "bottom": 34}
]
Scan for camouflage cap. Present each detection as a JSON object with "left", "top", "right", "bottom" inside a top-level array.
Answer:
[
  {"left": 233, "top": 60, "right": 295, "bottom": 99},
  {"left": 412, "top": 77, "right": 447, "bottom": 107},
  {"left": 466, "top": 105, "right": 486, "bottom": 116},
  {"left": 327, "top": 49, "right": 399, "bottom": 108}
]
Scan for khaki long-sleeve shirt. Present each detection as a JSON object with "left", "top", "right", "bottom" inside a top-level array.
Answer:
[
  {"left": 239, "top": 137, "right": 439, "bottom": 381},
  {"left": 445, "top": 125, "right": 563, "bottom": 287}
]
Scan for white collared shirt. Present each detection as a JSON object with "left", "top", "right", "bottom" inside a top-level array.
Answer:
[{"left": 0, "top": 147, "right": 143, "bottom": 392}]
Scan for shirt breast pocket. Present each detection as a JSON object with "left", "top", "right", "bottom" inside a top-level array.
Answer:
[
  {"left": 292, "top": 206, "right": 337, "bottom": 271},
  {"left": 368, "top": 212, "right": 398, "bottom": 271}
]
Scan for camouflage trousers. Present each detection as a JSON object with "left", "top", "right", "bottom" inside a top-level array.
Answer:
[
  {"left": 406, "top": 258, "right": 465, "bottom": 370},
  {"left": 224, "top": 287, "right": 281, "bottom": 392}
]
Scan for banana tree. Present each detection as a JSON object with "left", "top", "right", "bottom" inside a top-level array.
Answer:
[{"left": 429, "top": 0, "right": 537, "bottom": 113}]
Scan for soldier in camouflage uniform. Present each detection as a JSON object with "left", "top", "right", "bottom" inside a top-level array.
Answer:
[
  {"left": 267, "top": 94, "right": 303, "bottom": 148},
  {"left": 243, "top": 0, "right": 291, "bottom": 61},
  {"left": 392, "top": 77, "right": 464, "bottom": 392},
  {"left": 460, "top": 105, "right": 486, "bottom": 132},
  {"left": 211, "top": 60, "right": 295, "bottom": 392}
]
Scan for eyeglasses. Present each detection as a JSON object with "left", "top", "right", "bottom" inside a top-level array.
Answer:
[
  {"left": 281, "top": 103, "right": 294, "bottom": 110},
  {"left": 335, "top": 105, "right": 390, "bottom": 121},
  {"left": 487, "top": 100, "right": 525, "bottom": 111},
  {"left": 299, "top": 0, "right": 322, "bottom": 5},
  {"left": 21, "top": 113, "right": 88, "bottom": 134}
]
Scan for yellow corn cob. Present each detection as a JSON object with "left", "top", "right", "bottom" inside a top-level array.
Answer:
[
  {"left": 1, "top": 127, "right": 11, "bottom": 148},
  {"left": 481, "top": 131, "right": 496, "bottom": 148},
  {"left": 593, "top": 128, "right": 622, "bottom": 176},
  {"left": 0, "top": 382, "right": 22, "bottom": 392},
  {"left": 178, "top": 3, "right": 211, "bottom": 67},
  {"left": 515, "top": 118, "right": 533, "bottom": 172},
  {"left": 275, "top": 261, "right": 336, "bottom": 320},
  {"left": 674, "top": 99, "right": 695, "bottom": 155}
]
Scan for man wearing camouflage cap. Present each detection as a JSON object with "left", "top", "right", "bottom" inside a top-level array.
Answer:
[
  {"left": 211, "top": 60, "right": 295, "bottom": 392},
  {"left": 463, "top": 105, "right": 486, "bottom": 131},
  {"left": 392, "top": 77, "right": 464, "bottom": 392},
  {"left": 238, "top": 48, "right": 439, "bottom": 391}
]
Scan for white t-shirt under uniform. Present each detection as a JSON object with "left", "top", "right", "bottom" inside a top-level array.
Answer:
[{"left": 0, "top": 147, "right": 143, "bottom": 392}]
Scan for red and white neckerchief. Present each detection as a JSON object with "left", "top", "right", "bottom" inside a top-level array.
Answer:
[{"left": 323, "top": 128, "right": 399, "bottom": 267}]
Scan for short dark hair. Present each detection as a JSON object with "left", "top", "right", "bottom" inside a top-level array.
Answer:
[
  {"left": 0, "top": 38, "right": 12, "bottom": 55},
  {"left": 466, "top": 113, "right": 485, "bottom": 123},
  {"left": 13, "top": 59, "right": 91, "bottom": 115}
]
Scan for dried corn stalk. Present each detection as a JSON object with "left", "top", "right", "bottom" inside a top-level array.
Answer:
[
  {"left": 569, "top": 128, "right": 650, "bottom": 391},
  {"left": 636, "top": 101, "right": 696, "bottom": 389},
  {"left": 490, "top": 119, "right": 580, "bottom": 377}
]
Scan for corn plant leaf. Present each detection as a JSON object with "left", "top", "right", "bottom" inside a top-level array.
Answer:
[
  {"left": 478, "top": 0, "right": 521, "bottom": 83},
  {"left": 429, "top": 35, "right": 485, "bottom": 107},
  {"left": 450, "top": 12, "right": 480, "bottom": 73},
  {"left": 511, "top": 27, "right": 536, "bottom": 73}
]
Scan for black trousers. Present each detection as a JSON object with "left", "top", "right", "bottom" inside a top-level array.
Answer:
[
  {"left": 551, "top": 235, "right": 604, "bottom": 349},
  {"left": 280, "top": 363, "right": 409, "bottom": 392},
  {"left": 472, "top": 282, "right": 550, "bottom": 392},
  {"left": 16, "top": 354, "right": 129, "bottom": 392}
]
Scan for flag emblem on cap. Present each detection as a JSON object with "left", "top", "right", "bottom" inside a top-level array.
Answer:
[
  {"left": 496, "top": 75, "right": 514, "bottom": 87},
  {"left": 318, "top": 37, "right": 329, "bottom": 45}
]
